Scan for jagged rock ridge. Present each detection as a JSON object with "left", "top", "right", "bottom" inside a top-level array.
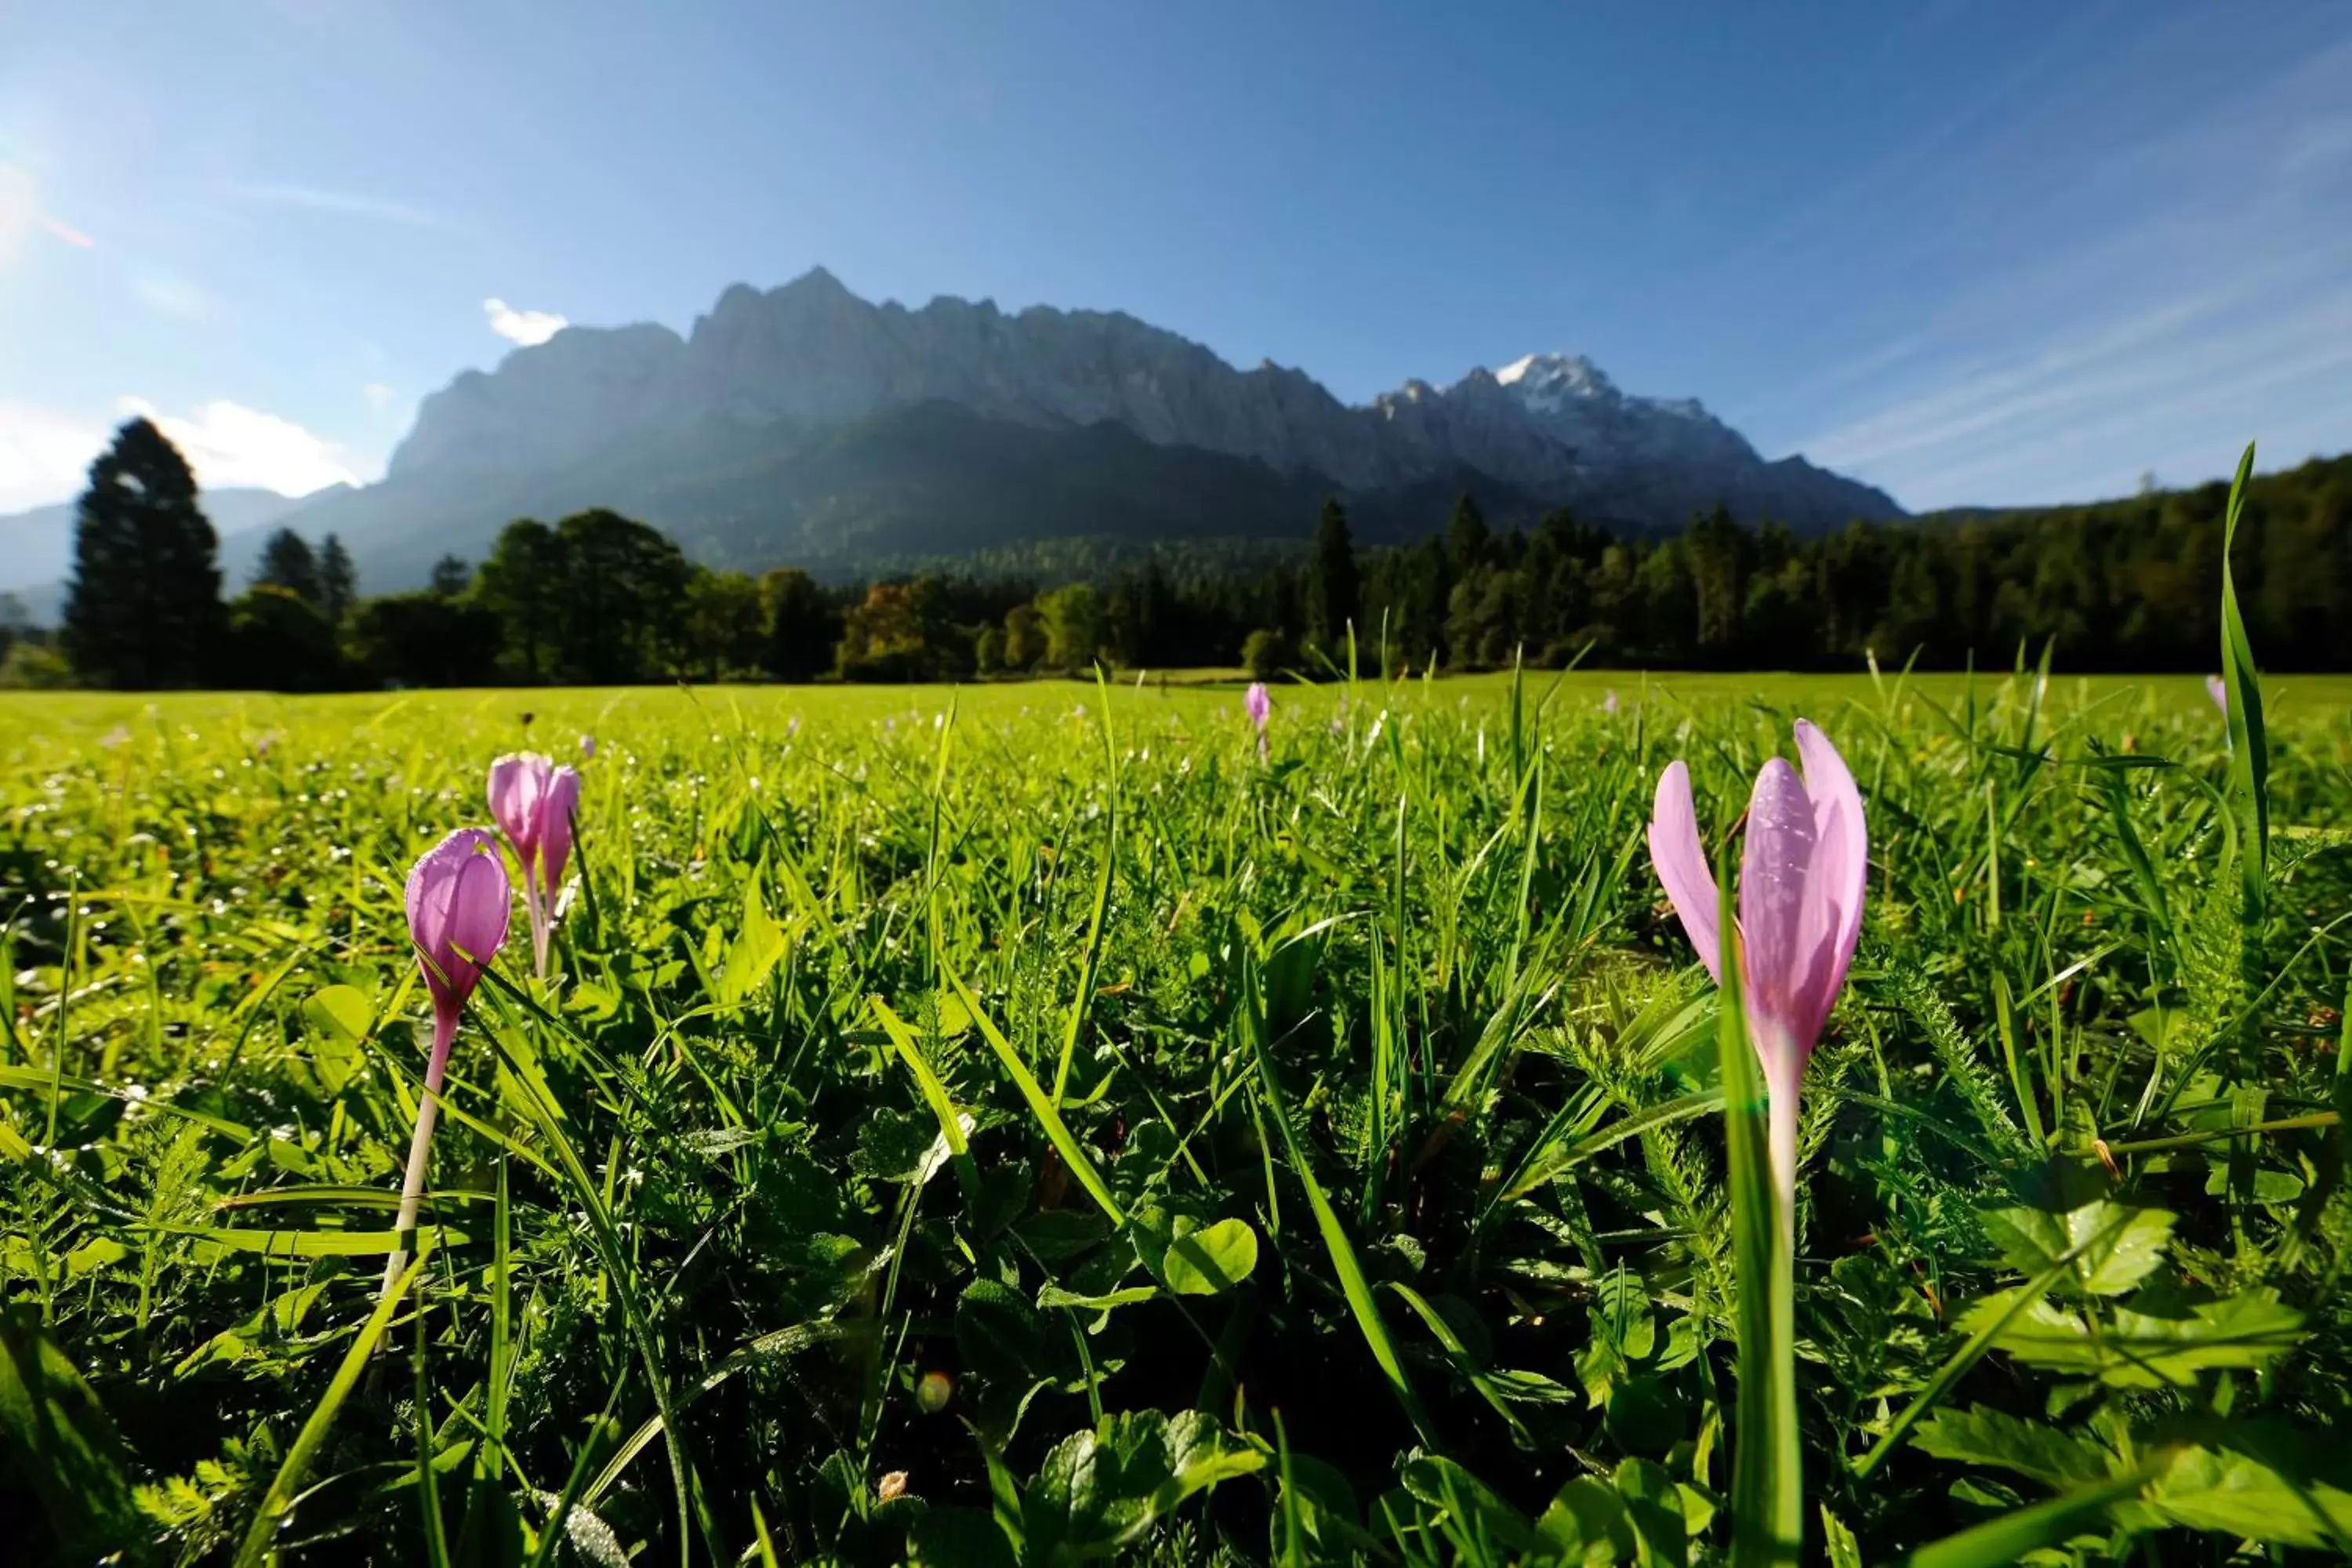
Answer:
[{"left": 390, "top": 267, "right": 1901, "bottom": 528}]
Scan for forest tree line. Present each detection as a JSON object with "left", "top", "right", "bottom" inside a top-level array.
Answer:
[{"left": 10, "top": 416, "right": 2350, "bottom": 691}]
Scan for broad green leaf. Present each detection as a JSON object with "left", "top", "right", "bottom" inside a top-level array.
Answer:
[
  {"left": 303, "top": 984, "right": 372, "bottom": 1093},
  {"left": 1958, "top": 1286, "right": 2304, "bottom": 1388},
  {"left": 1980, "top": 1202, "right": 2175, "bottom": 1296},
  {"left": 1536, "top": 1475, "right": 1635, "bottom": 1561},
  {"left": 0, "top": 1309, "right": 140, "bottom": 1554},
  {"left": 1908, "top": 1448, "right": 2177, "bottom": 1568},
  {"left": 1025, "top": 1410, "right": 1262, "bottom": 1555},
  {"left": 1036, "top": 1283, "right": 1157, "bottom": 1313},
  {"left": 2141, "top": 1447, "right": 2352, "bottom": 1551},
  {"left": 1401, "top": 1454, "right": 1537, "bottom": 1553},
  {"left": 1912, "top": 1406, "right": 2112, "bottom": 1489},
  {"left": 1614, "top": 1456, "right": 1690, "bottom": 1568},
  {"left": 303, "top": 983, "right": 372, "bottom": 1044},
  {"left": 1159, "top": 1215, "right": 1258, "bottom": 1295},
  {"left": 715, "top": 879, "right": 789, "bottom": 1005},
  {"left": 1594, "top": 1266, "right": 1657, "bottom": 1360},
  {"left": 172, "top": 1223, "right": 474, "bottom": 1258}
]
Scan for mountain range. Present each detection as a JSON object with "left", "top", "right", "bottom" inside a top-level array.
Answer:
[{"left": 4, "top": 268, "right": 1904, "bottom": 605}]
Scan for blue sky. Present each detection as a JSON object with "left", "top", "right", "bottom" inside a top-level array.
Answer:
[{"left": 2, "top": 0, "right": 2347, "bottom": 514}]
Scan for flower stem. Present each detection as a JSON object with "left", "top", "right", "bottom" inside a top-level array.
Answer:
[
  {"left": 521, "top": 863, "right": 548, "bottom": 980},
  {"left": 383, "top": 1007, "right": 457, "bottom": 1298}
]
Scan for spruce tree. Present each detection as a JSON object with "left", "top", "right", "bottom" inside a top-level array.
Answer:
[
  {"left": 255, "top": 528, "right": 324, "bottom": 608},
  {"left": 1446, "top": 492, "right": 1493, "bottom": 578},
  {"left": 1303, "top": 498, "right": 1360, "bottom": 659},
  {"left": 318, "top": 533, "right": 358, "bottom": 624},
  {"left": 63, "top": 418, "right": 225, "bottom": 688}
]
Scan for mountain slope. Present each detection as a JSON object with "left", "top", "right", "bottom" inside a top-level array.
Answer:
[{"left": 285, "top": 269, "right": 1902, "bottom": 590}]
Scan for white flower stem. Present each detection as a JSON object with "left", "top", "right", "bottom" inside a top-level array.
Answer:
[
  {"left": 382, "top": 1008, "right": 457, "bottom": 1298},
  {"left": 522, "top": 862, "right": 549, "bottom": 979}
]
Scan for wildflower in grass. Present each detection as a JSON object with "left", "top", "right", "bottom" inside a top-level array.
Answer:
[
  {"left": 1648, "top": 720, "right": 1865, "bottom": 1200},
  {"left": 488, "top": 752, "right": 582, "bottom": 978},
  {"left": 2206, "top": 673, "right": 2227, "bottom": 714},
  {"left": 1244, "top": 681, "right": 1271, "bottom": 759},
  {"left": 387, "top": 828, "right": 510, "bottom": 1294},
  {"left": 580, "top": 734, "right": 596, "bottom": 760},
  {"left": 1602, "top": 688, "right": 1619, "bottom": 716}
]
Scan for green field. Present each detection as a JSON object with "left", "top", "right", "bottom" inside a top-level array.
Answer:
[{"left": 3, "top": 666, "right": 2350, "bottom": 1566}]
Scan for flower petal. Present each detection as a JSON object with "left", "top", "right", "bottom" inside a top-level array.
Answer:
[
  {"left": 444, "top": 844, "right": 512, "bottom": 992},
  {"left": 406, "top": 828, "right": 501, "bottom": 1006},
  {"left": 488, "top": 753, "right": 550, "bottom": 859},
  {"left": 1647, "top": 760, "right": 1722, "bottom": 982},
  {"left": 1740, "top": 756, "right": 1818, "bottom": 1072},
  {"left": 1794, "top": 719, "right": 1867, "bottom": 1040},
  {"left": 539, "top": 767, "right": 581, "bottom": 888}
]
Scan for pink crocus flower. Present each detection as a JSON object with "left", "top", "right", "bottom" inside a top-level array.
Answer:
[
  {"left": 1244, "top": 682, "right": 1272, "bottom": 760},
  {"left": 387, "top": 828, "right": 510, "bottom": 1293},
  {"left": 2205, "top": 674, "right": 2227, "bottom": 716},
  {"left": 1648, "top": 720, "right": 1866, "bottom": 1203},
  {"left": 1602, "top": 688, "right": 1620, "bottom": 716},
  {"left": 488, "top": 753, "right": 582, "bottom": 978},
  {"left": 579, "top": 734, "right": 597, "bottom": 760}
]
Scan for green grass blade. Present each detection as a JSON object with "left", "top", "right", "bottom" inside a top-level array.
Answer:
[
  {"left": 2216, "top": 441, "right": 2270, "bottom": 1054},
  {"left": 1906, "top": 1448, "right": 2177, "bottom": 1568},
  {"left": 1718, "top": 867, "right": 1801, "bottom": 1566},
  {"left": 1852, "top": 1205, "right": 2142, "bottom": 1481},
  {"left": 870, "top": 996, "right": 971, "bottom": 1160},
  {"left": 234, "top": 1242, "right": 434, "bottom": 1568},
  {"left": 1240, "top": 956, "right": 1436, "bottom": 1449},
  {"left": 944, "top": 967, "right": 1124, "bottom": 1225}
]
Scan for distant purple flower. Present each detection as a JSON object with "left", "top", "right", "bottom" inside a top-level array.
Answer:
[
  {"left": 2205, "top": 674, "right": 2228, "bottom": 716},
  {"left": 488, "top": 753, "right": 579, "bottom": 979},
  {"left": 580, "top": 734, "right": 597, "bottom": 760},
  {"left": 1602, "top": 689, "right": 1619, "bottom": 716},
  {"left": 1244, "top": 683, "right": 1272, "bottom": 760}
]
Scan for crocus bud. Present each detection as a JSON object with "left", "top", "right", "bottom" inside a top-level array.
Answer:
[
  {"left": 388, "top": 828, "right": 511, "bottom": 1296},
  {"left": 488, "top": 753, "right": 554, "bottom": 865},
  {"left": 1647, "top": 720, "right": 1866, "bottom": 1200},
  {"left": 540, "top": 766, "right": 581, "bottom": 891},
  {"left": 579, "top": 734, "right": 597, "bottom": 760},
  {"left": 405, "top": 827, "right": 512, "bottom": 1022},
  {"left": 2205, "top": 674, "right": 2227, "bottom": 715}
]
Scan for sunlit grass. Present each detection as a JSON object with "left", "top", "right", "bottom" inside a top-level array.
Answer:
[{"left": 2, "top": 662, "right": 2348, "bottom": 1564}]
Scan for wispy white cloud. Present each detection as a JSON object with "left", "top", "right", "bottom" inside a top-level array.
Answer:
[
  {"left": 114, "top": 397, "right": 361, "bottom": 497},
  {"left": 483, "top": 296, "right": 567, "bottom": 347},
  {"left": 1769, "top": 27, "right": 2352, "bottom": 508},
  {"left": 363, "top": 383, "right": 397, "bottom": 412},
  {"left": 220, "top": 181, "right": 448, "bottom": 229},
  {"left": 0, "top": 400, "right": 106, "bottom": 512}
]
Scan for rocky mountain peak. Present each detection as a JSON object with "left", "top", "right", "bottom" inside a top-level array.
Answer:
[{"left": 385, "top": 270, "right": 1901, "bottom": 529}]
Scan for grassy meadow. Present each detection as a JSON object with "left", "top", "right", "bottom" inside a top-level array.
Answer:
[{"left": 3, "top": 663, "right": 2351, "bottom": 1565}]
